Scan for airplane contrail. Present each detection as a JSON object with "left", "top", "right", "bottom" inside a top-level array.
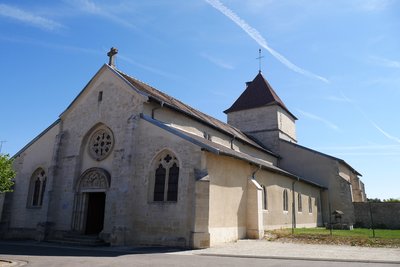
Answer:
[
  {"left": 205, "top": 0, "right": 329, "bottom": 83},
  {"left": 340, "top": 90, "right": 400, "bottom": 144}
]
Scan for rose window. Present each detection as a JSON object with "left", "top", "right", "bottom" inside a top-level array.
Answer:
[{"left": 89, "top": 128, "right": 114, "bottom": 161}]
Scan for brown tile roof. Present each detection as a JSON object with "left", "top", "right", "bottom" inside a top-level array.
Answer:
[
  {"left": 141, "top": 113, "right": 325, "bottom": 189},
  {"left": 115, "top": 69, "right": 278, "bottom": 157},
  {"left": 224, "top": 72, "right": 297, "bottom": 119}
]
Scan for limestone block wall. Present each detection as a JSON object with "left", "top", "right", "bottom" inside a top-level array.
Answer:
[
  {"left": 249, "top": 131, "right": 281, "bottom": 155},
  {"left": 5, "top": 122, "right": 60, "bottom": 232},
  {"left": 348, "top": 174, "right": 365, "bottom": 202},
  {"left": 354, "top": 202, "right": 400, "bottom": 229},
  {"left": 278, "top": 140, "right": 355, "bottom": 226},
  {"left": 227, "top": 106, "right": 278, "bottom": 133},
  {"left": 277, "top": 107, "right": 296, "bottom": 142},
  {"left": 226, "top": 106, "right": 296, "bottom": 152},
  {"left": 52, "top": 67, "right": 144, "bottom": 233},
  {"left": 191, "top": 174, "right": 210, "bottom": 248},
  {"left": 129, "top": 119, "right": 202, "bottom": 247}
]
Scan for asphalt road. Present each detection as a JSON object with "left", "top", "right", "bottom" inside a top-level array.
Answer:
[{"left": 0, "top": 241, "right": 398, "bottom": 267}]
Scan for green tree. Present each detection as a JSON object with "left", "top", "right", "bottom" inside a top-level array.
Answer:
[
  {"left": 367, "top": 198, "right": 382, "bottom": 203},
  {"left": 383, "top": 198, "right": 400, "bottom": 203},
  {"left": 0, "top": 154, "right": 16, "bottom": 192}
]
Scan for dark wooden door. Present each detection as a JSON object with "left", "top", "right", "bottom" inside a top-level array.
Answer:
[{"left": 85, "top": 192, "right": 106, "bottom": 235}]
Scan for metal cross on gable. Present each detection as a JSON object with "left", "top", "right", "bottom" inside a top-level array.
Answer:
[{"left": 256, "top": 48, "right": 264, "bottom": 73}]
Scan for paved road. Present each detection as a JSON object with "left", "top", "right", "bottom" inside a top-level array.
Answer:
[{"left": 0, "top": 241, "right": 399, "bottom": 267}]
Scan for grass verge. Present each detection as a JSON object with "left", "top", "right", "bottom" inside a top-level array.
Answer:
[{"left": 265, "top": 228, "right": 400, "bottom": 248}]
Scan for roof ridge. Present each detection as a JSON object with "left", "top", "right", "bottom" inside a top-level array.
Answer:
[
  {"left": 114, "top": 68, "right": 278, "bottom": 157},
  {"left": 116, "top": 69, "right": 188, "bottom": 107}
]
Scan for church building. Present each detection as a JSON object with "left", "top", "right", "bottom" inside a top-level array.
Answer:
[{"left": 1, "top": 49, "right": 366, "bottom": 248}]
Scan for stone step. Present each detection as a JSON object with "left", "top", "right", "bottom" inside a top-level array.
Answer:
[{"left": 47, "top": 234, "right": 110, "bottom": 247}]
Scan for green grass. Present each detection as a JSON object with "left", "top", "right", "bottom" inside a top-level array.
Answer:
[{"left": 292, "top": 227, "right": 400, "bottom": 239}]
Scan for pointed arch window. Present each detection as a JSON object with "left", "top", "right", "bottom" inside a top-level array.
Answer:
[
  {"left": 152, "top": 152, "right": 180, "bottom": 202},
  {"left": 283, "top": 189, "right": 289, "bottom": 211},
  {"left": 298, "top": 193, "right": 302, "bottom": 212},
  {"left": 28, "top": 168, "right": 47, "bottom": 208}
]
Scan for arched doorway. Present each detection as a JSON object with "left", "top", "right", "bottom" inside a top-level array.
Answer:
[{"left": 71, "top": 168, "right": 110, "bottom": 235}]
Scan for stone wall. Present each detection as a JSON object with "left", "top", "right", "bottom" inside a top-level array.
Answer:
[
  {"left": 354, "top": 202, "right": 400, "bottom": 229},
  {"left": 278, "top": 140, "right": 356, "bottom": 226}
]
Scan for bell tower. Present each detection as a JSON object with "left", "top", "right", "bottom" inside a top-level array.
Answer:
[{"left": 225, "top": 72, "right": 297, "bottom": 153}]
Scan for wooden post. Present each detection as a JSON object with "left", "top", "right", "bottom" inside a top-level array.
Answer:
[{"left": 369, "top": 201, "right": 375, "bottom": 238}]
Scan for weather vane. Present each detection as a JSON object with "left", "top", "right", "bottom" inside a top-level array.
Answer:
[{"left": 256, "top": 48, "right": 264, "bottom": 73}]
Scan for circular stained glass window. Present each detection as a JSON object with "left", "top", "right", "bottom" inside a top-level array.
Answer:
[{"left": 88, "top": 127, "right": 114, "bottom": 161}]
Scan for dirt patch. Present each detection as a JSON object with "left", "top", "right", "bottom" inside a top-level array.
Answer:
[{"left": 265, "top": 230, "right": 400, "bottom": 248}]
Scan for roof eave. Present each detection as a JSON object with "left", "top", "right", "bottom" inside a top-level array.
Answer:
[
  {"left": 142, "top": 113, "right": 324, "bottom": 189},
  {"left": 281, "top": 139, "right": 362, "bottom": 177},
  {"left": 147, "top": 96, "right": 279, "bottom": 158},
  {"left": 12, "top": 119, "right": 61, "bottom": 159}
]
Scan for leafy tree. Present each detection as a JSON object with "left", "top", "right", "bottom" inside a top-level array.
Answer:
[
  {"left": 0, "top": 154, "right": 16, "bottom": 192},
  {"left": 367, "top": 198, "right": 382, "bottom": 203},
  {"left": 383, "top": 198, "right": 400, "bottom": 203}
]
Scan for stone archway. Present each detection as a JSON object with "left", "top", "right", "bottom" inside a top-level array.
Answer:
[{"left": 71, "top": 168, "right": 110, "bottom": 234}]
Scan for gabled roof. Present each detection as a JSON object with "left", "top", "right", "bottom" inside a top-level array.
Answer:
[
  {"left": 54, "top": 64, "right": 276, "bottom": 158},
  {"left": 114, "top": 68, "right": 278, "bottom": 158},
  {"left": 224, "top": 72, "right": 297, "bottom": 119},
  {"left": 142, "top": 113, "right": 325, "bottom": 189}
]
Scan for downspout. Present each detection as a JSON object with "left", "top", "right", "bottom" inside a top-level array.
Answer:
[
  {"left": 251, "top": 164, "right": 262, "bottom": 179},
  {"left": 328, "top": 189, "right": 333, "bottom": 236},
  {"left": 151, "top": 101, "right": 164, "bottom": 119},
  {"left": 319, "top": 188, "right": 325, "bottom": 227},
  {"left": 230, "top": 136, "right": 236, "bottom": 150}
]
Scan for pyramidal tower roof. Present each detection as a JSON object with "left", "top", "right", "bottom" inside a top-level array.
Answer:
[{"left": 224, "top": 72, "right": 297, "bottom": 119}]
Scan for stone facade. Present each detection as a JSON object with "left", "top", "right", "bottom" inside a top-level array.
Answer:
[
  {"left": 277, "top": 140, "right": 360, "bottom": 226},
  {"left": 1, "top": 62, "right": 365, "bottom": 248}
]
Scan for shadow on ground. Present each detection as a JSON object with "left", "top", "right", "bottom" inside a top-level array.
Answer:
[{"left": 0, "top": 240, "right": 188, "bottom": 257}]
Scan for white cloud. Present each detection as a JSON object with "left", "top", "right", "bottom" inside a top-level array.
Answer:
[
  {"left": 66, "top": 0, "right": 136, "bottom": 29},
  {"left": 356, "top": 0, "right": 393, "bottom": 11},
  {"left": 297, "top": 109, "right": 340, "bottom": 131},
  {"left": 118, "top": 54, "right": 181, "bottom": 81},
  {"left": 338, "top": 91, "right": 400, "bottom": 145},
  {"left": 371, "top": 122, "right": 400, "bottom": 144},
  {"left": 200, "top": 52, "right": 234, "bottom": 69},
  {"left": 0, "top": 4, "right": 63, "bottom": 31},
  {"left": 0, "top": 35, "right": 101, "bottom": 55},
  {"left": 205, "top": 0, "right": 329, "bottom": 83},
  {"left": 318, "top": 143, "right": 400, "bottom": 157},
  {"left": 324, "top": 95, "right": 350, "bottom": 102},
  {"left": 319, "top": 144, "right": 400, "bottom": 151},
  {"left": 370, "top": 56, "right": 400, "bottom": 69}
]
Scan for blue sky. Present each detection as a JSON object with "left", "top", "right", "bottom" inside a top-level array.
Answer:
[{"left": 0, "top": 0, "right": 399, "bottom": 199}]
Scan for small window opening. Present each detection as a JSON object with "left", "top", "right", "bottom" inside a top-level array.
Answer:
[
  {"left": 298, "top": 193, "right": 302, "bottom": 212},
  {"left": 283, "top": 189, "right": 289, "bottom": 211},
  {"left": 98, "top": 91, "right": 103, "bottom": 102}
]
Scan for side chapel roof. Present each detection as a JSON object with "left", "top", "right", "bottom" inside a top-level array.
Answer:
[{"left": 224, "top": 72, "right": 297, "bottom": 119}]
